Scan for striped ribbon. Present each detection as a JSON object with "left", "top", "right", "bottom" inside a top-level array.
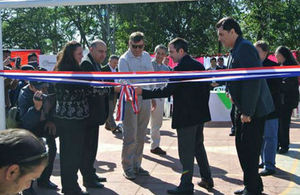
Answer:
[
  {"left": 0, "top": 65, "right": 300, "bottom": 83},
  {"left": 116, "top": 85, "right": 139, "bottom": 121},
  {"left": 1, "top": 65, "right": 299, "bottom": 120}
]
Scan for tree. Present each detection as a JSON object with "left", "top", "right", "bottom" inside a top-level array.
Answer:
[
  {"left": 114, "top": 0, "right": 235, "bottom": 56},
  {"left": 236, "top": 0, "right": 300, "bottom": 51},
  {"left": 2, "top": 7, "right": 68, "bottom": 53}
]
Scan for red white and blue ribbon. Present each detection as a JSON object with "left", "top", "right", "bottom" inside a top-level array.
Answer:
[
  {"left": 116, "top": 85, "right": 139, "bottom": 121},
  {"left": 1, "top": 65, "right": 300, "bottom": 120},
  {"left": 1, "top": 65, "right": 300, "bottom": 83}
]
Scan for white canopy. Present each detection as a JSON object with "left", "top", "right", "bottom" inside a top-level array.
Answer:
[{"left": 0, "top": 0, "right": 190, "bottom": 9}]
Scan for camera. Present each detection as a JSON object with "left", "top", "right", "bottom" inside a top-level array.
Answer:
[
  {"left": 15, "top": 57, "right": 21, "bottom": 69},
  {"left": 33, "top": 94, "right": 48, "bottom": 101},
  {"left": 9, "top": 57, "right": 21, "bottom": 69}
]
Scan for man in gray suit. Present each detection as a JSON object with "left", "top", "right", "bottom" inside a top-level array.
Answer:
[{"left": 216, "top": 17, "right": 274, "bottom": 195}]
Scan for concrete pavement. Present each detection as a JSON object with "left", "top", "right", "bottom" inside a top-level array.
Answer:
[{"left": 35, "top": 118, "right": 300, "bottom": 195}]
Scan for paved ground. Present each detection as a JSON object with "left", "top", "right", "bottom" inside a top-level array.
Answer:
[{"left": 35, "top": 118, "right": 300, "bottom": 195}]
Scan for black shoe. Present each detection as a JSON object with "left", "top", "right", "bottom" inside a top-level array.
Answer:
[
  {"left": 197, "top": 179, "right": 214, "bottom": 190},
  {"left": 260, "top": 168, "right": 276, "bottom": 176},
  {"left": 229, "top": 131, "right": 235, "bottom": 136},
  {"left": 242, "top": 189, "right": 262, "bottom": 195},
  {"left": 234, "top": 189, "right": 244, "bottom": 195},
  {"left": 167, "top": 187, "right": 193, "bottom": 194},
  {"left": 64, "top": 190, "right": 89, "bottom": 195},
  {"left": 93, "top": 174, "right": 107, "bottom": 182},
  {"left": 37, "top": 180, "right": 58, "bottom": 190},
  {"left": 278, "top": 148, "right": 289, "bottom": 154},
  {"left": 258, "top": 163, "right": 264, "bottom": 169},
  {"left": 123, "top": 170, "right": 136, "bottom": 180},
  {"left": 83, "top": 180, "right": 104, "bottom": 189},
  {"left": 22, "top": 187, "right": 37, "bottom": 195},
  {"left": 134, "top": 167, "right": 150, "bottom": 176},
  {"left": 151, "top": 147, "right": 167, "bottom": 155}
]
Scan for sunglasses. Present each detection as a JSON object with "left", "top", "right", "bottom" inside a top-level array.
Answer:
[
  {"left": 132, "top": 44, "right": 144, "bottom": 49},
  {"left": 18, "top": 150, "right": 48, "bottom": 164}
]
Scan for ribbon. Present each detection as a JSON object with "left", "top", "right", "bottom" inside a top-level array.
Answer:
[
  {"left": 1, "top": 65, "right": 300, "bottom": 82},
  {"left": 116, "top": 85, "right": 139, "bottom": 121},
  {"left": 1, "top": 65, "right": 299, "bottom": 120}
]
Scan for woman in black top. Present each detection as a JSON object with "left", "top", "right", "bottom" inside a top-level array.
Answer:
[
  {"left": 275, "top": 46, "right": 299, "bottom": 154},
  {"left": 54, "top": 41, "right": 89, "bottom": 195}
]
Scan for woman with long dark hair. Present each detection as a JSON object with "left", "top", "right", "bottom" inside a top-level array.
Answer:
[
  {"left": 275, "top": 46, "right": 299, "bottom": 154},
  {"left": 54, "top": 41, "right": 89, "bottom": 195}
]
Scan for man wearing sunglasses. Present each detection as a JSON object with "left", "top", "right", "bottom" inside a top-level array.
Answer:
[
  {"left": 0, "top": 129, "right": 48, "bottom": 195},
  {"left": 118, "top": 31, "right": 155, "bottom": 180}
]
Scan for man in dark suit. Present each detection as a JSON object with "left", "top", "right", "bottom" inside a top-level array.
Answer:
[
  {"left": 101, "top": 55, "right": 122, "bottom": 134},
  {"left": 216, "top": 17, "right": 274, "bottom": 195},
  {"left": 136, "top": 38, "right": 213, "bottom": 194},
  {"left": 80, "top": 40, "right": 111, "bottom": 188}
]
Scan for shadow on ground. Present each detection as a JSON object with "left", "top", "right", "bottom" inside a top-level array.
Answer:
[{"left": 143, "top": 154, "right": 243, "bottom": 186}]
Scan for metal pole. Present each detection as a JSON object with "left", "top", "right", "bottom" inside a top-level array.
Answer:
[{"left": 0, "top": 10, "right": 6, "bottom": 130}]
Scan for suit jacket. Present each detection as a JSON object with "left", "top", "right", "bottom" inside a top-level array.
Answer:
[
  {"left": 80, "top": 53, "right": 109, "bottom": 126},
  {"left": 280, "top": 61, "right": 299, "bottom": 109},
  {"left": 142, "top": 55, "right": 211, "bottom": 129},
  {"left": 227, "top": 36, "right": 274, "bottom": 118},
  {"left": 263, "top": 58, "right": 281, "bottom": 119}
]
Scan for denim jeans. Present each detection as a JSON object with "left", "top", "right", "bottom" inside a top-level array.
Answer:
[{"left": 261, "top": 118, "right": 278, "bottom": 170}]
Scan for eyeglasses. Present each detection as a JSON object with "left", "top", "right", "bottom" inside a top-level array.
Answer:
[
  {"left": 131, "top": 44, "right": 144, "bottom": 49},
  {"left": 18, "top": 150, "right": 48, "bottom": 164}
]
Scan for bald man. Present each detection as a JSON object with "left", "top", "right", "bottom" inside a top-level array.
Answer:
[{"left": 80, "top": 40, "right": 111, "bottom": 188}]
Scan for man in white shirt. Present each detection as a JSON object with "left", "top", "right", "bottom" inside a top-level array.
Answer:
[
  {"left": 149, "top": 45, "right": 171, "bottom": 155},
  {"left": 118, "top": 32, "right": 155, "bottom": 180}
]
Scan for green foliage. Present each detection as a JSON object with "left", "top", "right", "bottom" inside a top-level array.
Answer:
[
  {"left": 237, "top": 0, "right": 300, "bottom": 51},
  {"left": 114, "top": 0, "right": 234, "bottom": 55},
  {"left": 1, "top": 0, "right": 298, "bottom": 55}
]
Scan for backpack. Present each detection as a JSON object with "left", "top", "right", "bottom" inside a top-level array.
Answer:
[{"left": 6, "top": 106, "right": 20, "bottom": 128}]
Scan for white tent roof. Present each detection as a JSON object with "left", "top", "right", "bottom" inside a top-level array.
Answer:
[{"left": 0, "top": 0, "right": 191, "bottom": 9}]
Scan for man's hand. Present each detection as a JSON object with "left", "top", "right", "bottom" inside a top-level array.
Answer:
[
  {"left": 151, "top": 99, "right": 156, "bottom": 112},
  {"left": 33, "top": 91, "right": 43, "bottom": 111},
  {"left": 241, "top": 114, "right": 251, "bottom": 123},
  {"left": 162, "top": 57, "right": 169, "bottom": 65},
  {"left": 44, "top": 121, "right": 56, "bottom": 136},
  {"left": 114, "top": 86, "right": 121, "bottom": 93},
  {"left": 135, "top": 87, "right": 142, "bottom": 95},
  {"left": 3, "top": 58, "right": 10, "bottom": 66},
  {"left": 210, "top": 82, "right": 219, "bottom": 87}
]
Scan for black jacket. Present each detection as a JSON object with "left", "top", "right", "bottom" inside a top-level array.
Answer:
[
  {"left": 263, "top": 58, "right": 281, "bottom": 119},
  {"left": 142, "top": 55, "right": 211, "bottom": 129},
  {"left": 18, "top": 85, "right": 42, "bottom": 131},
  {"left": 280, "top": 61, "right": 299, "bottom": 109},
  {"left": 227, "top": 36, "right": 274, "bottom": 118},
  {"left": 80, "top": 54, "right": 110, "bottom": 126},
  {"left": 18, "top": 85, "right": 55, "bottom": 135}
]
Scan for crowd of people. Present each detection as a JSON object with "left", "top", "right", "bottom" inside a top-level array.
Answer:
[{"left": 1, "top": 16, "right": 299, "bottom": 195}]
